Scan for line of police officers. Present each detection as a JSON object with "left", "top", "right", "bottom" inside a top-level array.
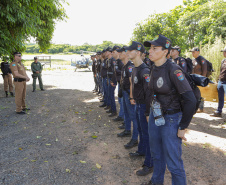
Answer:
[{"left": 91, "top": 35, "right": 226, "bottom": 185}]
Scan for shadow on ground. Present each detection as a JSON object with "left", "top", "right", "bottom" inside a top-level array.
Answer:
[{"left": 0, "top": 82, "right": 225, "bottom": 185}]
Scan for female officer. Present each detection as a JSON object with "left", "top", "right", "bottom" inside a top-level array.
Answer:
[{"left": 142, "top": 35, "right": 196, "bottom": 185}]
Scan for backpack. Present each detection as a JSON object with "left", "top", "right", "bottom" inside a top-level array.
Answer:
[
  {"left": 166, "top": 61, "right": 202, "bottom": 114},
  {"left": 206, "top": 60, "right": 214, "bottom": 77},
  {"left": 184, "top": 57, "right": 193, "bottom": 74}
]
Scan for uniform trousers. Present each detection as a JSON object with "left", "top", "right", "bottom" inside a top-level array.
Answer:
[
  {"left": 102, "top": 77, "right": 108, "bottom": 105},
  {"left": 148, "top": 110, "right": 186, "bottom": 185},
  {"left": 14, "top": 81, "right": 26, "bottom": 112},
  {"left": 107, "top": 81, "right": 116, "bottom": 112},
  {"left": 217, "top": 80, "right": 226, "bottom": 113},
  {"left": 32, "top": 73, "right": 43, "bottom": 90},
  {"left": 3, "top": 74, "right": 13, "bottom": 92},
  {"left": 93, "top": 74, "right": 98, "bottom": 91},
  {"left": 122, "top": 90, "right": 138, "bottom": 140},
  {"left": 136, "top": 103, "right": 153, "bottom": 168},
  {"left": 118, "top": 82, "right": 124, "bottom": 118},
  {"left": 98, "top": 73, "right": 103, "bottom": 94}
]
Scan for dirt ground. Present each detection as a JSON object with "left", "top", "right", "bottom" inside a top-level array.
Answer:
[{"left": 0, "top": 69, "right": 225, "bottom": 185}]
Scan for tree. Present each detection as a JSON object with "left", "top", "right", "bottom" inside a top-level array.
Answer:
[
  {"left": 0, "top": 0, "right": 67, "bottom": 58},
  {"left": 131, "top": 0, "right": 226, "bottom": 52}
]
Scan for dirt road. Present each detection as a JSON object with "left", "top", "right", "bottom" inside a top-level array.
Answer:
[{"left": 0, "top": 70, "right": 225, "bottom": 185}]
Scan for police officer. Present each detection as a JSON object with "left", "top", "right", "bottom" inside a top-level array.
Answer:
[
  {"left": 171, "top": 46, "right": 188, "bottom": 73},
  {"left": 1, "top": 56, "right": 14, "bottom": 97},
  {"left": 116, "top": 46, "right": 139, "bottom": 149},
  {"left": 105, "top": 47, "right": 117, "bottom": 117},
  {"left": 31, "top": 57, "right": 44, "bottom": 92},
  {"left": 143, "top": 35, "right": 196, "bottom": 185},
  {"left": 190, "top": 47, "right": 208, "bottom": 112},
  {"left": 91, "top": 55, "right": 98, "bottom": 93},
  {"left": 10, "top": 52, "right": 30, "bottom": 114},
  {"left": 112, "top": 46, "right": 125, "bottom": 123},
  {"left": 99, "top": 49, "right": 108, "bottom": 107},
  {"left": 126, "top": 41, "right": 154, "bottom": 176},
  {"left": 213, "top": 46, "right": 226, "bottom": 117},
  {"left": 142, "top": 51, "right": 153, "bottom": 67}
]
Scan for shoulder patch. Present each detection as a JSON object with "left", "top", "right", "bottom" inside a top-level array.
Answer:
[
  {"left": 128, "top": 67, "right": 133, "bottom": 73},
  {"left": 12, "top": 64, "right": 16, "bottom": 66},
  {"left": 144, "top": 76, "right": 150, "bottom": 82},
  {"left": 202, "top": 60, "right": 205, "bottom": 64},
  {"left": 175, "top": 70, "right": 184, "bottom": 81},
  {"left": 182, "top": 62, "right": 185, "bottom": 67}
]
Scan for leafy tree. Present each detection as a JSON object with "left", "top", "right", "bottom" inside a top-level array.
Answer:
[
  {"left": 131, "top": 0, "right": 226, "bottom": 52},
  {"left": 0, "top": 0, "right": 67, "bottom": 58}
]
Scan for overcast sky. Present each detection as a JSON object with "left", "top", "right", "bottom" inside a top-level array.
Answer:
[{"left": 51, "top": 0, "right": 184, "bottom": 45}]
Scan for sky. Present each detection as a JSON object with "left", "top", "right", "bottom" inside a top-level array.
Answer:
[{"left": 51, "top": 0, "right": 184, "bottom": 46}]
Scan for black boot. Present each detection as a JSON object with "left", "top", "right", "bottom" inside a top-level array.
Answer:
[
  {"left": 124, "top": 139, "right": 138, "bottom": 149},
  {"left": 5, "top": 91, "right": 8, "bottom": 97},
  {"left": 10, "top": 92, "right": 14, "bottom": 97}
]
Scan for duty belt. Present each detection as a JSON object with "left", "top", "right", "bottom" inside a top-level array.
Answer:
[
  {"left": 107, "top": 72, "right": 113, "bottom": 74},
  {"left": 14, "top": 78, "right": 26, "bottom": 82},
  {"left": 163, "top": 109, "right": 181, "bottom": 115}
]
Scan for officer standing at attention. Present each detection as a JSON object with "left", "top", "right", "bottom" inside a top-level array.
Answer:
[
  {"left": 112, "top": 46, "right": 125, "bottom": 123},
  {"left": 99, "top": 49, "right": 108, "bottom": 108},
  {"left": 1, "top": 56, "right": 14, "bottom": 97},
  {"left": 190, "top": 47, "right": 208, "bottom": 112},
  {"left": 91, "top": 55, "right": 98, "bottom": 93},
  {"left": 31, "top": 57, "right": 44, "bottom": 92},
  {"left": 126, "top": 41, "right": 154, "bottom": 176},
  {"left": 96, "top": 52, "right": 103, "bottom": 97},
  {"left": 213, "top": 46, "right": 226, "bottom": 117},
  {"left": 105, "top": 47, "right": 117, "bottom": 117},
  {"left": 10, "top": 52, "right": 31, "bottom": 114},
  {"left": 143, "top": 35, "right": 196, "bottom": 185},
  {"left": 117, "top": 46, "right": 139, "bottom": 149},
  {"left": 171, "top": 46, "right": 188, "bottom": 73}
]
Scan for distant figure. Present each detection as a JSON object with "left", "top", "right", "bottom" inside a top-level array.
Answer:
[
  {"left": 213, "top": 47, "right": 226, "bottom": 117},
  {"left": 1, "top": 56, "right": 14, "bottom": 97},
  {"left": 171, "top": 46, "right": 188, "bottom": 73},
  {"left": 31, "top": 57, "right": 44, "bottom": 92},
  {"left": 190, "top": 47, "right": 208, "bottom": 112}
]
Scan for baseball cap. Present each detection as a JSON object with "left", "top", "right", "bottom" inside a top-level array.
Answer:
[
  {"left": 221, "top": 47, "right": 226, "bottom": 52},
  {"left": 96, "top": 52, "right": 101, "bottom": 55},
  {"left": 13, "top": 51, "right": 21, "bottom": 55},
  {"left": 105, "top": 47, "right": 112, "bottom": 52},
  {"left": 125, "top": 41, "right": 145, "bottom": 53},
  {"left": 112, "top": 45, "right": 120, "bottom": 51},
  {"left": 116, "top": 46, "right": 127, "bottom": 53},
  {"left": 101, "top": 49, "right": 106, "bottom": 54},
  {"left": 189, "top": 47, "right": 200, "bottom": 52},
  {"left": 90, "top": 55, "right": 96, "bottom": 57},
  {"left": 34, "top": 57, "right": 38, "bottom": 60},
  {"left": 172, "top": 45, "right": 181, "bottom": 53},
  {"left": 144, "top": 34, "right": 171, "bottom": 49}
]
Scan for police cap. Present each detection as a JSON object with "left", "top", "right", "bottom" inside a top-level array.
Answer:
[
  {"left": 189, "top": 47, "right": 200, "bottom": 52},
  {"left": 172, "top": 45, "right": 181, "bottom": 53},
  {"left": 105, "top": 47, "right": 112, "bottom": 52},
  {"left": 116, "top": 46, "right": 127, "bottom": 53},
  {"left": 221, "top": 47, "right": 226, "bottom": 52},
  {"left": 13, "top": 51, "right": 21, "bottom": 55},
  {"left": 144, "top": 34, "right": 171, "bottom": 50},
  {"left": 125, "top": 41, "right": 145, "bottom": 53},
  {"left": 112, "top": 45, "right": 120, "bottom": 51}
]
